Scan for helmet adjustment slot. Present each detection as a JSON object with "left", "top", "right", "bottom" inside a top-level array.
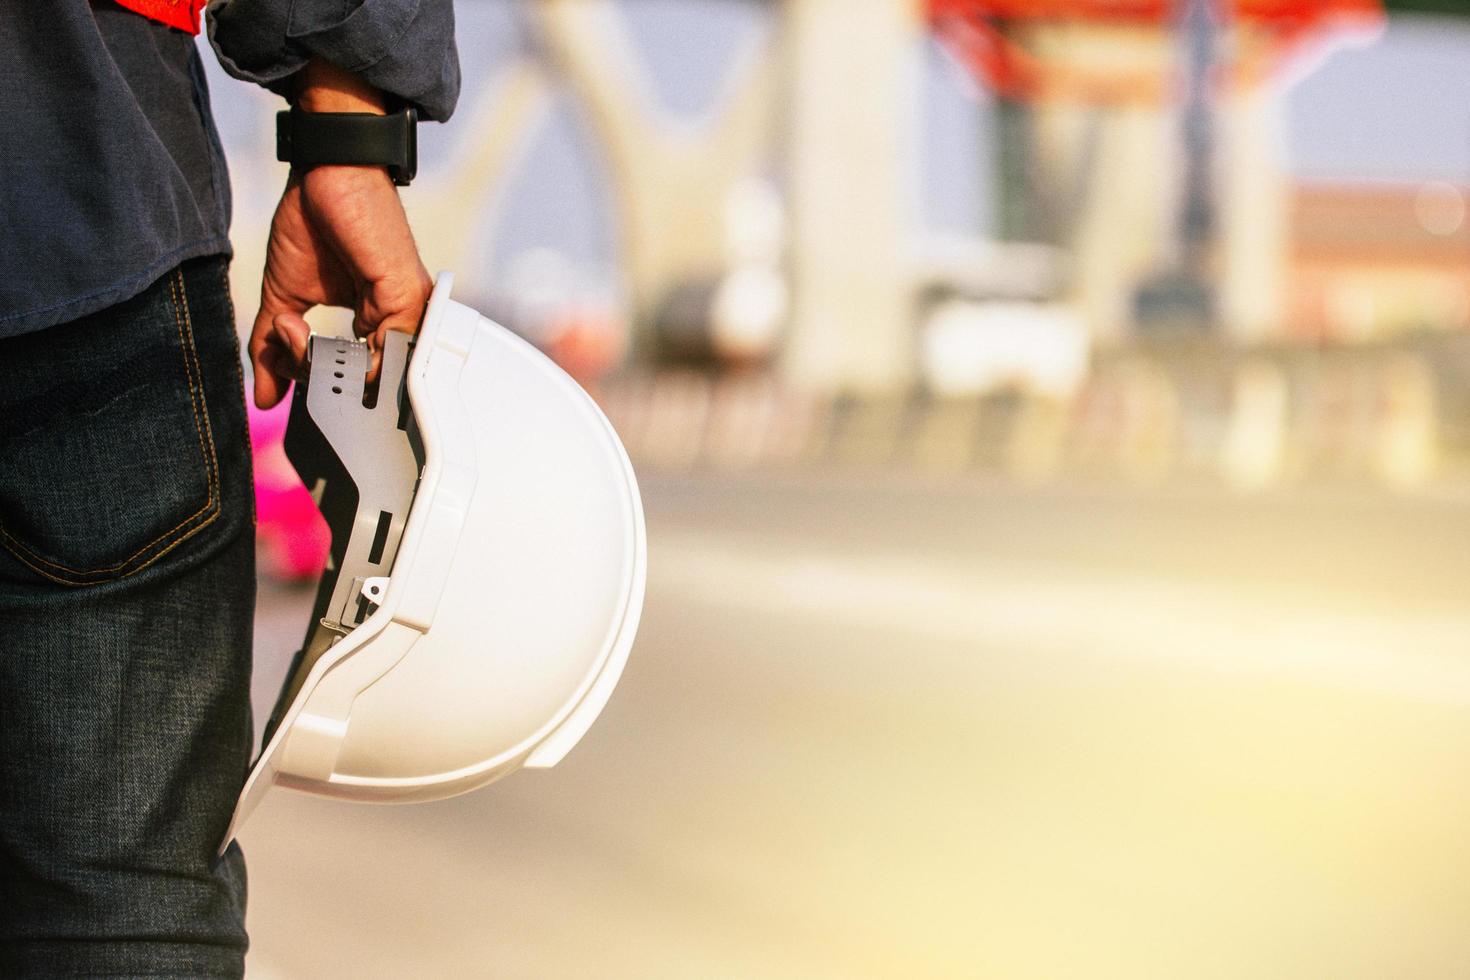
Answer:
[{"left": 265, "top": 331, "right": 423, "bottom": 740}]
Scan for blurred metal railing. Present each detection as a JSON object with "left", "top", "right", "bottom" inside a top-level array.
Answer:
[{"left": 594, "top": 335, "right": 1470, "bottom": 492}]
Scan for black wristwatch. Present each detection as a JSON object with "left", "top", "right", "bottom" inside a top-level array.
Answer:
[{"left": 276, "top": 106, "right": 418, "bottom": 186}]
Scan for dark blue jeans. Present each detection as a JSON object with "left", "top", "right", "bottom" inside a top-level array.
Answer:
[{"left": 0, "top": 256, "right": 253, "bottom": 978}]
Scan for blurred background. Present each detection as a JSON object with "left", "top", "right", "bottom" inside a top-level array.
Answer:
[{"left": 213, "top": 1, "right": 1470, "bottom": 976}]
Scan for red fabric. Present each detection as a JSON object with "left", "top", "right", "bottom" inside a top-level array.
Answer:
[{"left": 111, "top": 0, "right": 206, "bottom": 35}]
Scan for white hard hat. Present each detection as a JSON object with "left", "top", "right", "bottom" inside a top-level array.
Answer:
[{"left": 224, "top": 272, "right": 646, "bottom": 849}]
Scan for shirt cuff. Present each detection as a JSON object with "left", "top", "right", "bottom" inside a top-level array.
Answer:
[{"left": 206, "top": 0, "right": 460, "bottom": 122}]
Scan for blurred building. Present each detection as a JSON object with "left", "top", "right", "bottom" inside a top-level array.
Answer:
[
  {"left": 929, "top": 0, "right": 1386, "bottom": 347},
  {"left": 1289, "top": 181, "right": 1470, "bottom": 341},
  {"left": 207, "top": 1, "right": 1470, "bottom": 393}
]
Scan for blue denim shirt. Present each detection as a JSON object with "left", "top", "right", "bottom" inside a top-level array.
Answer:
[{"left": 0, "top": 0, "right": 458, "bottom": 339}]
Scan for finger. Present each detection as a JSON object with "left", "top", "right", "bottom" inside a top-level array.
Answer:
[
  {"left": 249, "top": 310, "right": 312, "bottom": 409},
  {"left": 365, "top": 269, "right": 434, "bottom": 350},
  {"left": 270, "top": 313, "right": 313, "bottom": 376},
  {"left": 349, "top": 309, "right": 383, "bottom": 382},
  {"left": 250, "top": 306, "right": 289, "bottom": 410},
  {"left": 369, "top": 310, "right": 420, "bottom": 350}
]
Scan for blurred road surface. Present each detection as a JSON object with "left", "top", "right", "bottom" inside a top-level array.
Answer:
[{"left": 243, "top": 473, "right": 1470, "bottom": 979}]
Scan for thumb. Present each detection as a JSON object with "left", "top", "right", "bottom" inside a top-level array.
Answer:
[
  {"left": 250, "top": 311, "right": 312, "bottom": 409},
  {"left": 359, "top": 271, "right": 433, "bottom": 381}
]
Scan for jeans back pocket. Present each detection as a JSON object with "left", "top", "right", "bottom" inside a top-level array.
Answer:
[{"left": 0, "top": 269, "right": 220, "bottom": 586}]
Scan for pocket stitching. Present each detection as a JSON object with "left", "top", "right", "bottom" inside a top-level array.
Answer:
[
  {"left": 218, "top": 261, "right": 257, "bottom": 529},
  {"left": 0, "top": 269, "right": 222, "bottom": 585}
]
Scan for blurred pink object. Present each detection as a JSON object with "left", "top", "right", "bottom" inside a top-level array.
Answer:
[{"left": 248, "top": 399, "right": 330, "bottom": 581}]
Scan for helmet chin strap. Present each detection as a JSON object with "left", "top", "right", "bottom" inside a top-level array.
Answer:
[{"left": 266, "top": 331, "right": 422, "bottom": 743}]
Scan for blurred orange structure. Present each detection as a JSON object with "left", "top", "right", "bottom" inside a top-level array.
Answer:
[{"left": 929, "top": 0, "right": 1384, "bottom": 103}]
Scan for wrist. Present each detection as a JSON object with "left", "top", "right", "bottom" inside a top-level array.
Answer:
[
  {"left": 295, "top": 58, "right": 388, "bottom": 115},
  {"left": 301, "top": 163, "right": 393, "bottom": 194}
]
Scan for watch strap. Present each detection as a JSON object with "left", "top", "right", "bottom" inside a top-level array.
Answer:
[{"left": 276, "top": 107, "right": 418, "bottom": 186}]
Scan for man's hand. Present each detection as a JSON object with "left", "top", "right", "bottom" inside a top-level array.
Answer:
[{"left": 249, "top": 60, "right": 432, "bottom": 409}]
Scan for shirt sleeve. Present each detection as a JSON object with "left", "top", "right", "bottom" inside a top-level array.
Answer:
[{"left": 205, "top": 0, "right": 460, "bottom": 122}]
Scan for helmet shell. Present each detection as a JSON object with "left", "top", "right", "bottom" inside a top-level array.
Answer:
[{"left": 225, "top": 273, "right": 646, "bottom": 845}]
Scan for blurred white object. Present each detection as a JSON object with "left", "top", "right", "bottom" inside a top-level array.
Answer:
[
  {"left": 1375, "top": 352, "right": 1439, "bottom": 489},
  {"left": 724, "top": 176, "right": 786, "bottom": 266},
  {"left": 920, "top": 299, "right": 1090, "bottom": 398},
  {"left": 712, "top": 266, "right": 787, "bottom": 359},
  {"left": 224, "top": 273, "right": 647, "bottom": 849},
  {"left": 1222, "top": 359, "right": 1290, "bottom": 492}
]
